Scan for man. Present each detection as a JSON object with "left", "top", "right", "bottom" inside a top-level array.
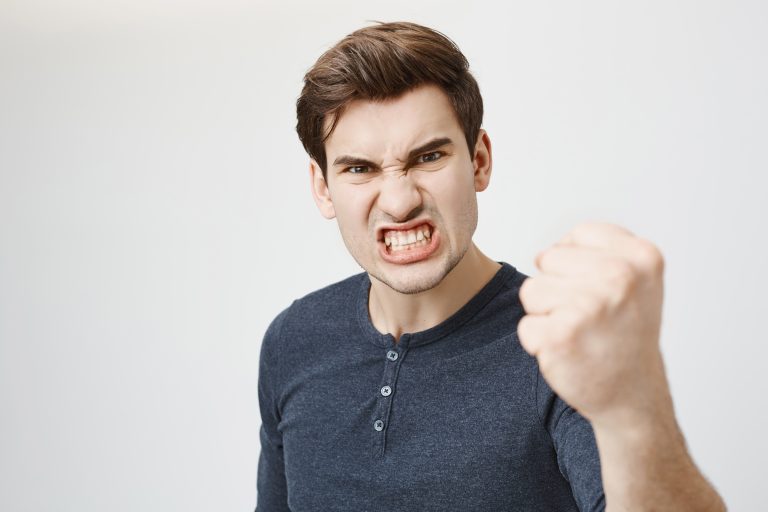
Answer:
[{"left": 256, "top": 21, "right": 725, "bottom": 511}]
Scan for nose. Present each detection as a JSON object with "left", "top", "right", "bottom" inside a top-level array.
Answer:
[{"left": 376, "top": 171, "right": 423, "bottom": 222}]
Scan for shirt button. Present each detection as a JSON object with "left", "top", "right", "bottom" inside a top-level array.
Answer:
[
  {"left": 380, "top": 385, "right": 392, "bottom": 397},
  {"left": 386, "top": 350, "right": 398, "bottom": 361},
  {"left": 373, "top": 419, "right": 384, "bottom": 431}
]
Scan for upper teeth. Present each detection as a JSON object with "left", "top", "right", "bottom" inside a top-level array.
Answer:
[{"left": 384, "top": 225, "right": 432, "bottom": 247}]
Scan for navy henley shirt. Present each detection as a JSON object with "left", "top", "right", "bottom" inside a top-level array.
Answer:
[{"left": 256, "top": 262, "right": 605, "bottom": 511}]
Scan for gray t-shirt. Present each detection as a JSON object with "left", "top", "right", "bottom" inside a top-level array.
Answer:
[{"left": 256, "top": 262, "right": 605, "bottom": 511}]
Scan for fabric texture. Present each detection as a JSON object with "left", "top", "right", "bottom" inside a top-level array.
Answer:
[{"left": 256, "top": 262, "right": 605, "bottom": 511}]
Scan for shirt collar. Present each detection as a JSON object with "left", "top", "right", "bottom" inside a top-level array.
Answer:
[{"left": 355, "top": 262, "right": 518, "bottom": 349}]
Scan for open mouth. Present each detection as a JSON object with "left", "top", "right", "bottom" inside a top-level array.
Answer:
[
  {"left": 383, "top": 224, "right": 432, "bottom": 252},
  {"left": 378, "top": 222, "right": 440, "bottom": 264}
]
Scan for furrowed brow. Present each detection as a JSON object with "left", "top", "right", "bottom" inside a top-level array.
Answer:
[
  {"left": 332, "top": 155, "right": 379, "bottom": 169},
  {"left": 406, "top": 137, "right": 454, "bottom": 162},
  {"left": 331, "top": 137, "right": 454, "bottom": 169}
]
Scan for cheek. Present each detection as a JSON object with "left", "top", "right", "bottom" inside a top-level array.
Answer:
[
  {"left": 423, "top": 170, "right": 477, "bottom": 224},
  {"left": 332, "top": 188, "right": 376, "bottom": 232}
]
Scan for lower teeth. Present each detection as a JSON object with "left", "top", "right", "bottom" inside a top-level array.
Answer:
[{"left": 390, "top": 238, "right": 428, "bottom": 252}]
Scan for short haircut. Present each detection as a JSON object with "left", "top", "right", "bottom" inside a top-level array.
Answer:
[{"left": 296, "top": 21, "right": 484, "bottom": 178}]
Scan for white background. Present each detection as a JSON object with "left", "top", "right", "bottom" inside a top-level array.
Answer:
[{"left": 1, "top": 1, "right": 766, "bottom": 510}]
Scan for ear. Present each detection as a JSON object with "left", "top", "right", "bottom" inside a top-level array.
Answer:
[
  {"left": 309, "top": 159, "right": 336, "bottom": 219},
  {"left": 472, "top": 129, "right": 493, "bottom": 192}
]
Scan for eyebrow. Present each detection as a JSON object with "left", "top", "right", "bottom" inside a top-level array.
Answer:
[{"left": 331, "top": 137, "right": 454, "bottom": 169}]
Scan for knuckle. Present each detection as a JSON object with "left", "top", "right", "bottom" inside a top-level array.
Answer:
[
  {"left": 517, "top": 314, "right": 531, "bottom": 339},
  {"left": 571, "top": 222, "right": 591, "bottom": 240},
  {"left": 517, "top": 315, "right": 542, "bottom": 355},
  {"left": 519, "top": 277, "right": 534, "bottom": 302},
  {"left": 519, "top": 280, "right": 537, "bottom": 313},
  {"left": 607, "top": 259, "right": 637, "bottom": 292},
  {"left": 636, "top": 239, "right": 665, "bottom": 275}
]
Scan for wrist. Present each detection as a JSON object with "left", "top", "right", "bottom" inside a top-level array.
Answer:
[{"left": 587, "top": 351, "right": 676, "bottom": 435}]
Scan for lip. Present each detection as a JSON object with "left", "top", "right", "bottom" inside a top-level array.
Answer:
[{"left": 378, "top": 224, "right": 441, "bottom": 265}]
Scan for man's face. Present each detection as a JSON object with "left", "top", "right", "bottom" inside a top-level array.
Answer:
[{"left": 310, "top": 84, "right": 492, "bottom": 294}]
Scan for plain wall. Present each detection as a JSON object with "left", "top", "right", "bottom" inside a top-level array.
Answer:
[{"left": 1, "top": 0, "right": 766, "bottom": 509}]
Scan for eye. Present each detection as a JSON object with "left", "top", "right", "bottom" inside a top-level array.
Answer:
[
  {"left": 418, "top": 151, "right": 443, "bottom": 163},
  {"left": 345, "top": 166, "right": 370, "bottom": 174}
]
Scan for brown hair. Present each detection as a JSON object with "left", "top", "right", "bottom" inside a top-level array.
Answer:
[{"left": 296, "top": 21, "right": 484, "bottom": 178}]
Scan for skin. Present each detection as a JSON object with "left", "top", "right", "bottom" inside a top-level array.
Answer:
[
  {"left": 309, "top": 83, "right": 500, "bottom": 339},
  {"left": 309, "top": 83, "right": 726, "bottom": 510},
  {"left": 520, "top": 223, "right": 726, "bottom": 510}
]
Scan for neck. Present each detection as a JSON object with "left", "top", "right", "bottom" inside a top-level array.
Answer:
[{"left": 367, "top": 244, "right": 501, "bottom": 342}]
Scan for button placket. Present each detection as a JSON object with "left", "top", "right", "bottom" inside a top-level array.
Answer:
[
  {"left": 373, "top": 343, "right": 406, "bottom": 457},
  {"left": 379, "top": 348, "right": 400, "bottom": 403}
]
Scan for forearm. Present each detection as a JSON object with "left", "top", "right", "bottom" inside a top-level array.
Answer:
[{"left": 591, "top": 376, "right": 726, "bottom": 511}]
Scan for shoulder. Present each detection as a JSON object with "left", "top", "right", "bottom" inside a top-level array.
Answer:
[
  {"left": 293, "top": 271, "right": 366, "bottom": 312},
  {"left": 260, "top": 270, "right": 367, "bottom": 353},
  {"left": 498, "top": 261, "right": 529, "bottom": 300},
  {"left": 286, "top": 271, "right": 366, "bottom": 329},
  {"left": 466, "top": 262, "right": 529, "bottom": 338}
]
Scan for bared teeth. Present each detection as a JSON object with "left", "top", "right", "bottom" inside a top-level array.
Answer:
[{"left": 384, "top": 225, "right": 432, "bottom": 248}]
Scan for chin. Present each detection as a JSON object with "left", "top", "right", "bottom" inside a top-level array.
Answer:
[
  {"left": 378, "top": 272, "right": 446, "bottom": 295},
  {"left": 367, "top": 250, "right": 464, "bottom": 295}
]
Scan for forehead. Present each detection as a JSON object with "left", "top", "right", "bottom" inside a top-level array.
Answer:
[{"left": 324, "top": 84, "right": 463, "bottom": 160}]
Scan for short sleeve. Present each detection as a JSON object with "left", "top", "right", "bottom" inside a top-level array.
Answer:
[
  {"left": 255, "top": 308, "right": 292, "bottom": 512},
  {"left": 536, "top": 368, "right": 606, "bottom": 512}
]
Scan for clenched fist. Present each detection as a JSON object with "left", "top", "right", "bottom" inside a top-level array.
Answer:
[{"left": 518, "top": 222, "right": 669, "bottom": 427}]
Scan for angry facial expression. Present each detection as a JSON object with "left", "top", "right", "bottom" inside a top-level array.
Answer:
[{"left": 310, "top": 84, "right": 492, "bottom": 294}]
